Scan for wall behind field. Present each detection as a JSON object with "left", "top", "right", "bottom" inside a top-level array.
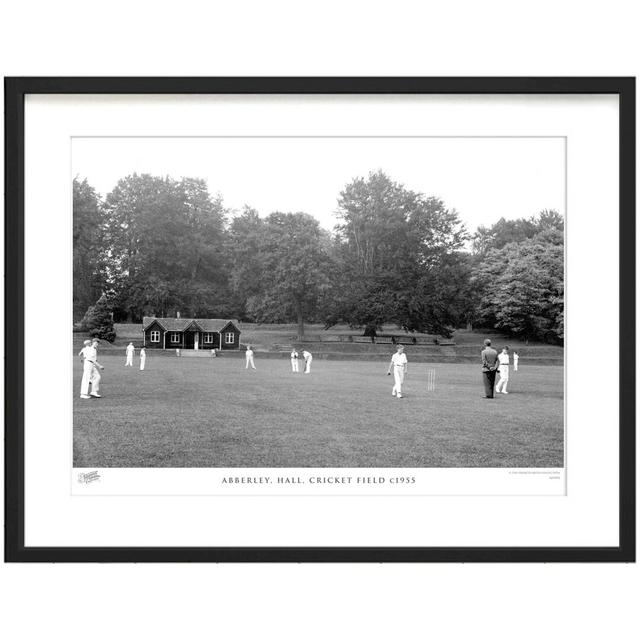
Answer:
[{"left": 1, "top": 3, "right": 637, "bottom": 640}]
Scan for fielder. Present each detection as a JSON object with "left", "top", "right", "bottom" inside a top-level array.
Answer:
[
  {"left": 78, "top": 340, "right": 93, "bottom": 399},
  {"left": 513, "top": 351, "right": 519, "bottom": 372},
  {"left": 245, "top": 345, "right": 256, "bottom": 370},
  {"left": 139, "top": 347, "right": 146, "bottom": 371},
  {"left": 79, "top": 339, "right": 104, "bottom": 399},
  {"left": 302, "top": 350, "right": 312, "bottom": 373},
  {"left": 495, "top": 346, "right": 510, "bottom": 394},
  {"left": 387, "top": 345, "right": 408, "bottom": 398},
  {"left": 125, "top": 342, "right": 135, "bottom": 366},
  {"left": 88, "top": 339, "right": 104, "bottom": 397},
  {"left": 291, "top": 348, "right": 299, "bottom": 372}
]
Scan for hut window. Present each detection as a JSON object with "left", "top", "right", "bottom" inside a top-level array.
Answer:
[
  {"left": 150, "top": 330, "right": 160, "bottom": 343},
  {"left": 224, "top": 332, "right": 235, "bottom": 344},
  {"left": 203, "top": 333, "right": 213, "bottom": 344},
  {"left": 170, "top": 332, "right": 181, "bottom": 344}
]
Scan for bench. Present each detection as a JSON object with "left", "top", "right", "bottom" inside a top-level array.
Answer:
[
  {"left": 374, "top": 336, "right": 394, "bottom": 344},
  {"left": 321, "top": 335, "right": 342, "bottom": 342},
  {"left": 414, "top": 336, "right": 437, "bottom": 345},
  {"left": 353, "top": 336, "right": 374, "bottom": 343}
]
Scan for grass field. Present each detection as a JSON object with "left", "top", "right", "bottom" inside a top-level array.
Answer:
[{"left": 73, "top": 353, "right": 564, "bottom": 468}]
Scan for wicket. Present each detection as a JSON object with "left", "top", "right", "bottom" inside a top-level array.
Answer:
[{"left": 426, "top": 368, "right": 436, "bottom": 391}]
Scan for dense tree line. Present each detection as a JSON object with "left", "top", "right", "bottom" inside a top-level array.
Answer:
[
  {"left": 73, "top": 171, "right": 564, "bottom": 343},
  {"left": 469, "top": 210, "right": 564, "bottom": 343}
]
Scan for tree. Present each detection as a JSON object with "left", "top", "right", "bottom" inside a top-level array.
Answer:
[
  {"left": 79, "top": 293, "right": 116, "bottom": 342},
  {"left": 470, "top": 210, "right": 564, "bottom": 342},
  {"left": 227, "top": 207, "right": 267, "bottom": 320},
  {"left": 473, "top": 237, "right": 564, "bottom": 343},
  {"left": 73, "top": 177, "right": 107, "bottom": 320},
  {"left": 471, "top": 209, "right": 563, "bottom": 256},
  {"left": 233, "top": 212, "right": 331, "bottom": 337},
  {"left": 329, "top": 171, "right": 468, "bottom": 336},
  {"left": 103, "top": 174, "right": 230, "bottom": 320}
]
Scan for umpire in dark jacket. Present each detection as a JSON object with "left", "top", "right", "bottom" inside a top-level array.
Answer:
[{"left": 481, "top": 339, "right": 499, "bottom": 398}]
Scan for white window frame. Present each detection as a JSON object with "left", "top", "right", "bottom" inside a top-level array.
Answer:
[
  {"left": 203, "top": 333, "right": 213, "bottom": 344},
  {"left": 170, "top": 332, "right": 181, "bottom": 344},
  {"left": 224, "top": 331, "right": 235, "bottom": 344},
  {"left": 150, "top": 330, "right": 160, "bottom": 343}
]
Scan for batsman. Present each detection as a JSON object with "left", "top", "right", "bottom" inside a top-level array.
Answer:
[{"left": 387, "top": 345, "right": 408, "bottom": 399}]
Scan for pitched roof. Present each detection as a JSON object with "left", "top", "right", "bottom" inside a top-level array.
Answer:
[
  {"left": 198, "top": 318, "right": 238, "bottom": 332},
  {"left": 143, "top": 317, "right": 240, "bottom": 332}
]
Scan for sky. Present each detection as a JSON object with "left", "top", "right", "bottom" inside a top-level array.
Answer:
[{"left": 72, "top": 136, "right": 565, "bottom": 233}]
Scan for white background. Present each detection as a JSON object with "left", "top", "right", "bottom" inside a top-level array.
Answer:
[
  {"left": 1, "top": 1, "right": 638, "bottom": 639},
  {"left": 28, "top": 95, "right": 603, "bottom": 546}
]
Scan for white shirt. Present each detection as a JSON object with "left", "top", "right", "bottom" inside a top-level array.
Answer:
[
  {"left": 85, "top": 345, "right": 97, "bottom": 363},
  {"left": 498, "top": 353, "right": 510, "bottom": 365},
  {"left": 79, "top": 346, "right": 92, "bottom": 360},
  {"left": 302, "top": 351, "right": 312, "bottom": 360},
  {"left": 513, "top": 353, "right": 519, "bottom": 361},
  {"left": 391, "top": 353, "right": 408, "bottom": 367},
  {"left": 126, "top": 344, "right": 135, "bottom": 354},
  {"left": 140, "top": 349, "right": 146, "bottom": 358},
  {"left": 291, "top": 350, "right": 299, "bottom": 359},
  {"left": 246, "top": 349, "right": 254, "bottom": 358}
]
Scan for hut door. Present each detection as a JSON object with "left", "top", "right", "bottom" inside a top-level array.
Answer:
[{"left": 185, "top": 331, "right": 195, "bottom": 349}]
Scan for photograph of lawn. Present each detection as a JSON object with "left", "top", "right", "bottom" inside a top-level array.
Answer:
[
  {"left": 72, "top": 136, "right": 565, "bottom": 471},
  {"left": 73, "top": 351, "right": 563, "bottom": 468}
]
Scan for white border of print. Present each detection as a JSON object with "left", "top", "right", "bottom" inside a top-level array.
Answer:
[
  {"left": 24, "top": 94, "right": 618, "bottom": 547},
  {"left": 72, "top": 134, "right": 567, "bottom": 499}
]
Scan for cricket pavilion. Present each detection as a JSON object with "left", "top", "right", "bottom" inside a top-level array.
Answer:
[{"left": 142, "top": 316, "right": 241, "bottom": 351}]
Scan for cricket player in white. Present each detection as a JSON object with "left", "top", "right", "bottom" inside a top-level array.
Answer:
[
  {"left": 245, "top": 345, "right": 256, "bottom": 369},
  {"left": 513, "top": 351, "right": 519, "bottom": 371},
  {"left": 78, "top": 340, "right": 93, "bottom": 399},
  {"left": 291, "top": 348, "right": 299, "bottom": 372},
  {"left": 79, "top": 339, "right": 104, "bottom": 399},
  {"left": 139, "top": 347, "right": 146, "bottom": 370},
  {"left": 125, "top": 342, "right": 135, "bottom": 366},
  {"left": 495, "top": 346, "right": 510, "bottom": 394},
  {"left": 302, "top": 350, "right": 312, "bottom": 373},
  {"left": 387, "top": 345, "right": 408, "bottom": 398},
  {"left": 88, "top": 339, "right": 104, "bottom": 397}
]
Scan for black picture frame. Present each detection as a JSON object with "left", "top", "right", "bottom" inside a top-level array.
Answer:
[{"left": 4, "top": 77, "right": 635, "bottom": 563}]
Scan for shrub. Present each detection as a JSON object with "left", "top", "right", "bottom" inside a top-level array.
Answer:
[{"left": 79, "top": 294, "right": 117, "bottom": 343}]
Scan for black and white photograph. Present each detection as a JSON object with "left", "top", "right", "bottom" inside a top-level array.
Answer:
[
  {"left": 72, "top": 136, "right": 565, "bottom": 471},
  {"left": 7, "top": 77, "right": 632, "bottom": 563}
]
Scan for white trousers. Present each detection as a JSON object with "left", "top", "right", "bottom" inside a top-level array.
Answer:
[
  {"left": 392, "top": 367, "right": 405, "bottom": 396},
  {"left": 291, "top": 359, "right": 299, "bottom": 372},
  {"left": 80, "top": 360, "right": 94, "bottom": 396},
  {"left": 246, "top": 355, "right": 255, "bottom": 369},
  {"left": 304, "top": 356, "right": 312, "bottom": 373},
  {"left": 140, "top": 357, "right": 146, "bottom": 371},
  {"left": 496, "top": 365, "right": 509, "bottom": 392},
  {"left": 125, "top": 354, "right": 133, "bottom": 366},
  {"left": 89, "top": 365, "right": 101, "bottom": 394}
]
